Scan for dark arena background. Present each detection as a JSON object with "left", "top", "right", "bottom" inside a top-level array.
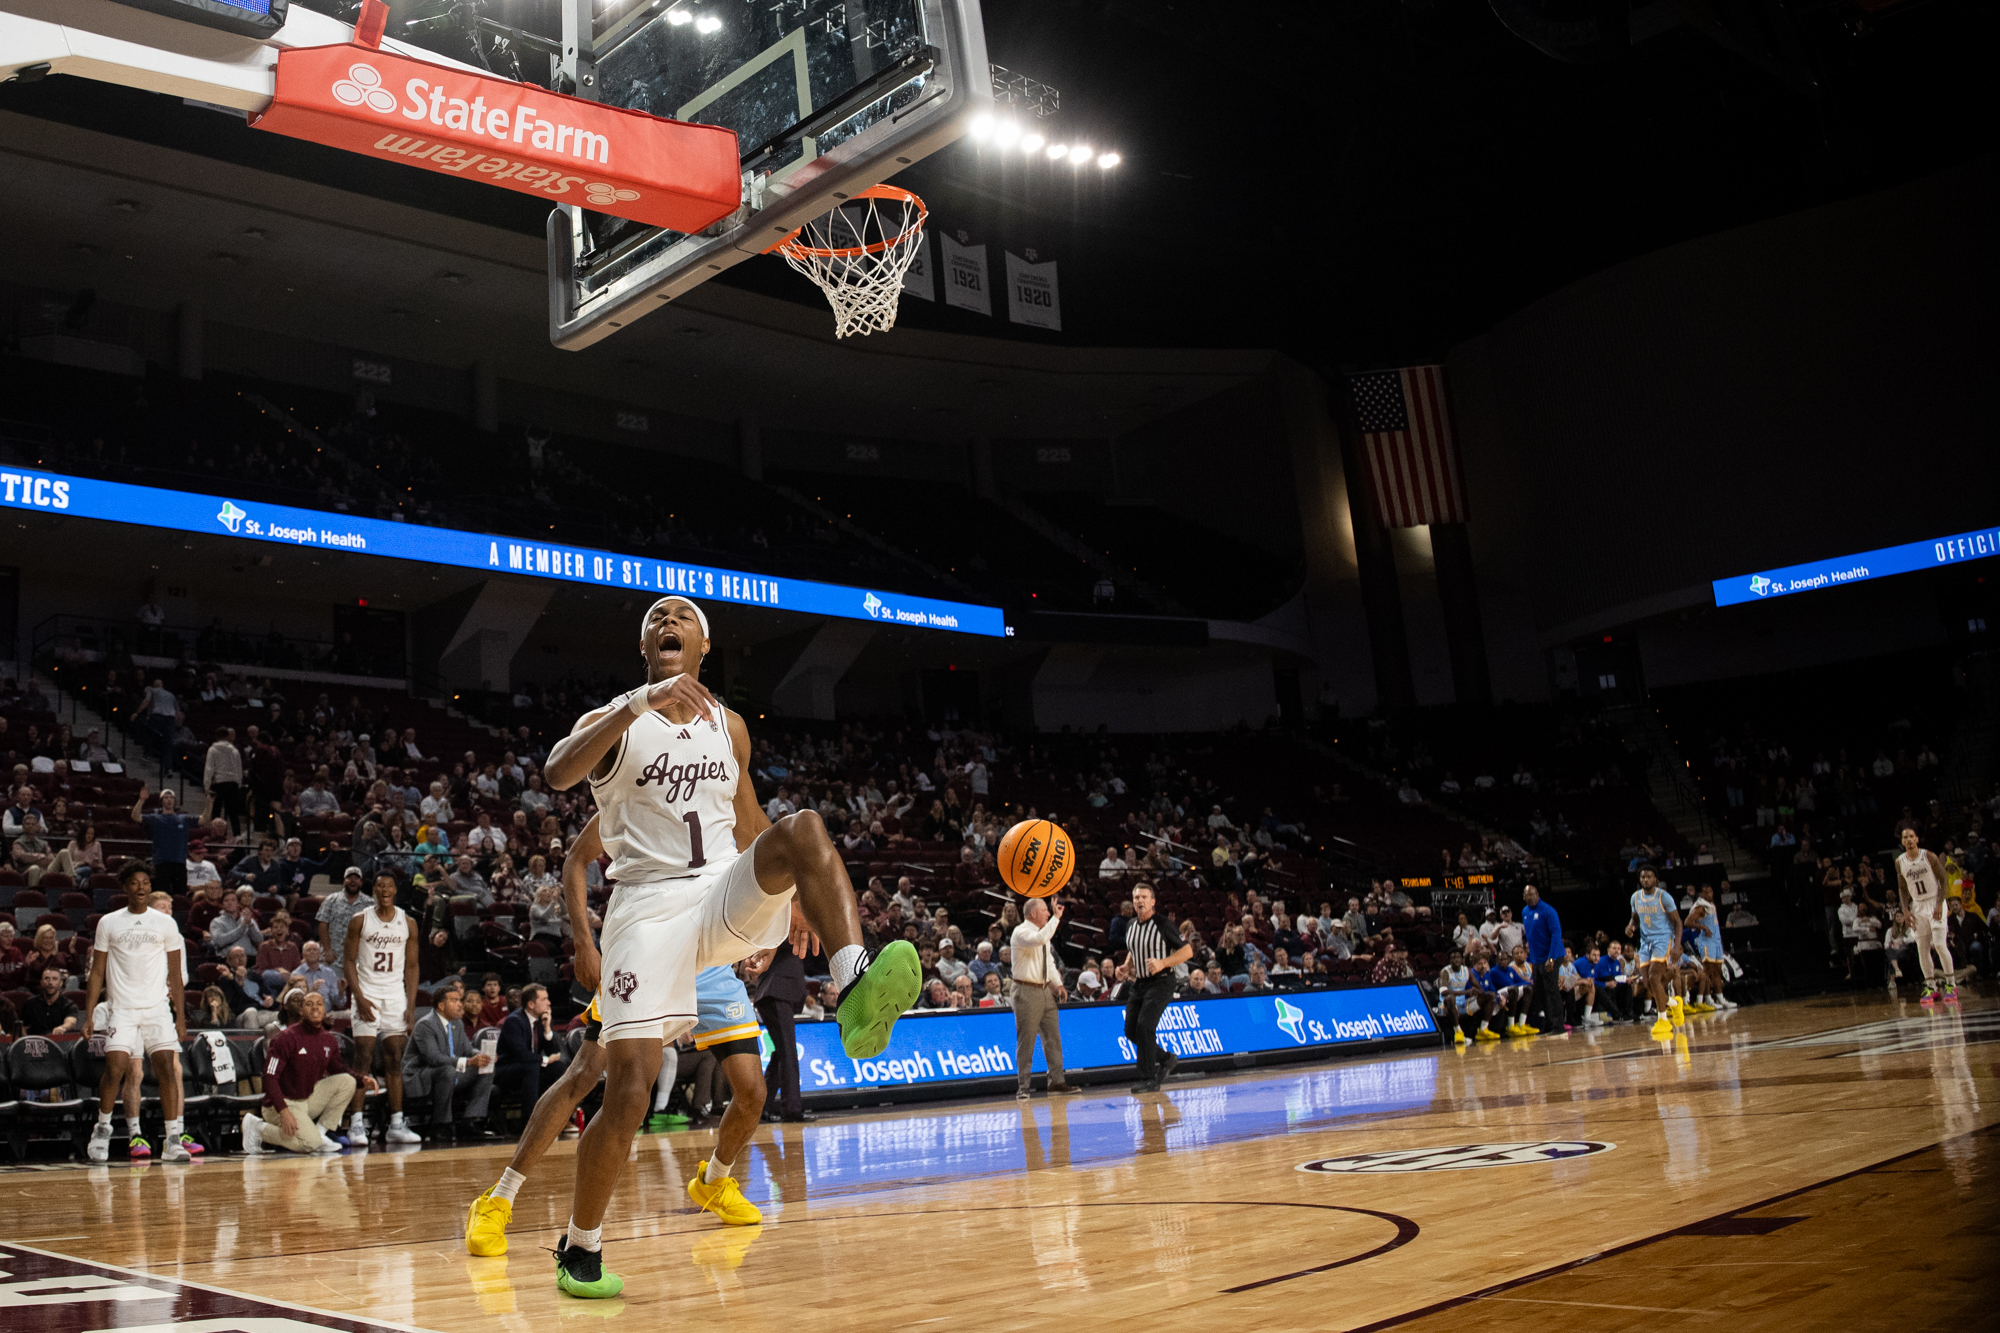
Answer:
[{"left": 0, "top": 0, "right": 1994, "bottom": 1329}]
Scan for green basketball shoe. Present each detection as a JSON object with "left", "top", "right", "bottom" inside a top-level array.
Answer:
[
  {"left": 554, "top": 1238, "right": 624, "bottom": 1299},
  {"left": 835, "top": 941, "right": 922, "bottom": 1058}
]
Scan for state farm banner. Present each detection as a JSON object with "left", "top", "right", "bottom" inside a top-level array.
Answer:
[{"left": 251, "top": 44, "right": 741, "bottom": 234}]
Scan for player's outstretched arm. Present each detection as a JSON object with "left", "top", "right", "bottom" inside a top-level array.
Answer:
[
  {"left": 564, "top": 815, "right": 603, "bottom": 993},
  {"left": 345, "top": 915, "right": 372, "bottom": 1022},
  {"left": 81, "top": 948, "right": 108, "bottom": 1039}
]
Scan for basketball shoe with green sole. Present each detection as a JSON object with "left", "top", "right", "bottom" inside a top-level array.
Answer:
[
  {"left": 835, "top": 940, "right": 922, "bottom": 1059},
  {"left": 554, "top": 1238, "right": 623, "bottom": 1299}
]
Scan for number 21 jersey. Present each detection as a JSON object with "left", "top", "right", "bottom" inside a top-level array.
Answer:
[
  {"left": 589, "top": 701, "right": 739, "bottom": 883},
  {"left": 355, "top": 907, "right": 410, "bottom": 1000}
]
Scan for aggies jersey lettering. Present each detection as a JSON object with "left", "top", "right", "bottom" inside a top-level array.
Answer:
[
  {"left": 355, "top": 907, "right": 410, "bottom": 998},
  {"left": 590, "top": 701, "right": 740, "bottom": 883},
  {"left": 1901, "top": 850, "right": 1941, "bottom": 905}
]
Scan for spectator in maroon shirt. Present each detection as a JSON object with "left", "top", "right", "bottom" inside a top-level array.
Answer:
[
  {"left": 241, "top": 991, "right": 374, "bottom": 1154},
  {"left": 473, "top": 973, "right": 509, "bottom": 1031},
  {"left": 256, "top": 913, "right": 302, "bottom": 994}
]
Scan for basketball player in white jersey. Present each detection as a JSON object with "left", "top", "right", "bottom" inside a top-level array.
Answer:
[
  {"left": 1894, "top": 820, "right": 1957, "bottom": 1005},
  {"left": 541, "top": 594, "right": 921, "bottom": 1298},
  {"left": 83, "top": 860, "right": 193, "bottom": 1163},
  {"left": 464, "top": 813, "right": 769, "bottom": 1257},
  {"left": 343, "top": 872, "right": 424, "bottom": 1145}
]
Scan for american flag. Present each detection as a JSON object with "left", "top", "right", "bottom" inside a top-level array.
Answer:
[{"left": 1348, "top": 366, "right": 1467, "bottom": 528}]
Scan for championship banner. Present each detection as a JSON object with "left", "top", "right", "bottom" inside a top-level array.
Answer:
[
  {"left": 1005, "top": 251, "right": 1061, "bottom": 330},
  {"left": 251, "top": 44, "right": 742, "bottom": 234},
  {"left": 940, "top": 234, "right": 991, "bottom": 315},
  {"left": 901, "top": 233, "right": 936, "bottom": 302}
]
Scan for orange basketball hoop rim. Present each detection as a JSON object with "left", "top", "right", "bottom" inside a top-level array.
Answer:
[
  {"left": 767, "top": 184, "right": 928, "bottom": 338},
  {"left": 766, "top": 184, "right": 927, "bottom": 257}
]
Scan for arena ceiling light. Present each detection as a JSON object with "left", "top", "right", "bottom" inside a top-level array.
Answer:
[
  {"left": 1097, "top": 152, "right": 1121, "bottom": 168},
  {"left": 695, "top": 14, "right": 722, "bottom": 32},
  {"left": 969, "top": 113, "right": 993, "bottom": 140},
  {"left": 667, "top": 7, "right": 693, "bottom": 23},
  {"left": 1047, "top": 142, "right": 1069, "bottom": 160},
  {"left": 993, "top": 118, "right": 1021, "bottom": 146},
  {"left": 1020, "top": 131, "right": 1044, "bottom": 152},
  {"left": 1067, "top": 144, "right": 1093, "bottom": 166}
]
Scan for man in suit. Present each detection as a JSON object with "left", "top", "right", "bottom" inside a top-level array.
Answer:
[
  {"left": 495, "top": 983, "right": 566, "bottom": 1112},
  {"left": 748, "top": 943, "right": 809, "bottom": 1122},
  {"left": 403, "top": 986, "right": 494, "bottom": 1137}
]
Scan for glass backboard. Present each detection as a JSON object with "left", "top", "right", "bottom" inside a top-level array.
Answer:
[{"left": 550, "top": 0, "right": 988, "bottom": 348}]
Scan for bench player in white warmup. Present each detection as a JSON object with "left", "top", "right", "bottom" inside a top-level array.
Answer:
[
  {"left": 1895, "top": 820, "right": 1958, "bottom": 1006},
  {"left": 540, "top": 594, "right": 921, "bottom": 1298},
  {"left": 83, "top": 860, "right": 194, "bottom": 1163},
  {"left": 342, "top": 872, "right": 425, "bottom": 1145}
]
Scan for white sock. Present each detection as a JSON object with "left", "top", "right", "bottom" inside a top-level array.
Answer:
[
  {"left": 97, "top": 1111, "right": 114, "bottom": 1130},
  {"left": 1584, "top": 1004, "right": 1593, "bottom": 1017},
  {"left": 493, "top": 1167, "right": 526, "bottom": 1203},
  {"left": 123, "top": 1116, "right": 141, "bottom": 1138},
  {"left": 390, "top": 1111, "right": 406, "bottom": 1125},
  {"left": 566, "top": 1220, "right": 602, "bottom": 1253},
  {"left": 831, "top": 944, "right": 867, "bottom": 994},
  {"left": 165, "top": 1118, "right": 184, "bottom": 1139},
  {"left": 706, "top": 1152, "right": 733, "bottom": 1181}
]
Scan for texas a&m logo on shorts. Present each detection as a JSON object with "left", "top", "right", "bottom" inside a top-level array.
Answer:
[{"left": 609, "top": 970, "right": 639, "bottom": 1003}]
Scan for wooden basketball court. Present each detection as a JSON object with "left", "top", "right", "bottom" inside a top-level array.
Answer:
[{"left": 4, "top": 991, "right": 1994, "bottom": 1332}]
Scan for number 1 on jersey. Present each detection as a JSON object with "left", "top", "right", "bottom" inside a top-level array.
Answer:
[{"left": 683, "top": 811, "right": 705, "bottom": 869}]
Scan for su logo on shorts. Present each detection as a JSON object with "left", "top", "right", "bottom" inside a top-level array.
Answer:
[{"left": 609, "top": 970, "right": 639, "bottom": 1003}]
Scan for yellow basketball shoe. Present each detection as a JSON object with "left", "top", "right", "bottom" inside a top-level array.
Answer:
[
  {"left": 687, "top": 1164, "right": 763, "bottom": 1226},
  {"left": 1649, "top": 1016, "right": 1675, "bottom": 1040},
  {"left": 465, "top": 1186, "right": 513, "bottom": 1256}
]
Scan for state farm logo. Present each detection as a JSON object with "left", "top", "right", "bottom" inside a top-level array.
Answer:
[
  {"left": 587, "top": 183, "right": 640, "bottom": 207},
  {"left": 332, "top": 62, "right": 398, "bottom": 114}
]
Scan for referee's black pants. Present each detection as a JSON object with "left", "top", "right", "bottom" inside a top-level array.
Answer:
[
  {"left": 757, "top": 997, "right": 802, "bottom": 1117},
  {"left": 1124, "top": 976, "right": 1176, "bottom": 1081}
]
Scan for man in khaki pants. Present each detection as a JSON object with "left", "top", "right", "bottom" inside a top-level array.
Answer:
[
  {"left": 242, "top": 991, "right": 374, "bottom": 1153},
  {"left": 1010, "top": 898, "right": 1079, "bottom": 1099}
]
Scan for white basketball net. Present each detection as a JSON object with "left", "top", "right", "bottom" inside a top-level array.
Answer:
[{"left": 775, "top": 188, "right": 927, "bottom": 339}]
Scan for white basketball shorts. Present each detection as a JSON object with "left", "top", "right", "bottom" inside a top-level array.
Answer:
[
  {"left": 103, "top": 1006, "right": 180, "bottom": 1058},
  {"left": 352, "top": 989, "right": 409, "bottom": 1038},
  {"left": 595, "top": 850, "right": 794, "bottom": 1044}
]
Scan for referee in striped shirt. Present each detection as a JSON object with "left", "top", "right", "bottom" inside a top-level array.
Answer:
[{"left": 1124, "top": 882, "right": 1192, "bottom": 1093}]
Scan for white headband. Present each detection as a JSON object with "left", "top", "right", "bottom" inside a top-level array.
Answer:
[{"left": 644, "top": 595, "right": 709, "bottom": 641}]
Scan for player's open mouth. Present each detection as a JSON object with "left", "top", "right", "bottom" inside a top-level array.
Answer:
[{"left": 660, "top": 631, "right": 683, "bottom": 652}]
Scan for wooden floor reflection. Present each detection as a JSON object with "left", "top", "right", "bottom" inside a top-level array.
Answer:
[{"left": 4, "top": 989, "right": 1994, "bottom": 1332}]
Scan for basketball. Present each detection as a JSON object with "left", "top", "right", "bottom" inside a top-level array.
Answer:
[{"left": 997, "top": 819, "right": 1075, "bottom": 898}]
